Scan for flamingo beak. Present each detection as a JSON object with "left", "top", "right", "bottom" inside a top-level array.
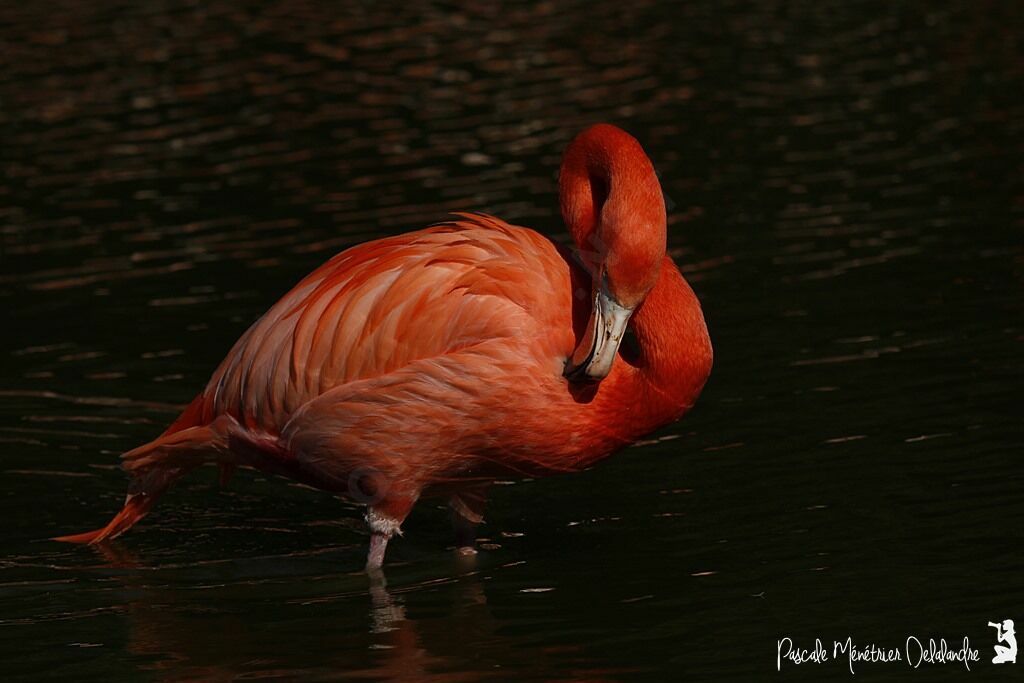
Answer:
[{"left": 565, "top": 273, "right": 634, "bottom": 383}]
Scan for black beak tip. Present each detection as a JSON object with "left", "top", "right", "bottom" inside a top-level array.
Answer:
[{"left": 563, "top": 362, "right": 598, "bottom": 384}]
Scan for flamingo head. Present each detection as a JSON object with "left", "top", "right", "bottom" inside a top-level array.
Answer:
[{"left": 559, "top": 124, "right": 667, "bottom": 382}]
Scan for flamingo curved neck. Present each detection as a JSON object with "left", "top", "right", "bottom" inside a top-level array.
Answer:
[
  {"left": 557, "top": 125, "right": 710, "bottom": 445},
  {"left": 558, "top": 125, "right": 665, "bottom": 254},
  {"left": 595, "top": 256, "right": 713, "bottom": 441}
]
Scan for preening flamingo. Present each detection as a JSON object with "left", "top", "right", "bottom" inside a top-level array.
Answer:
[{"left": 55, "top": 124, "right": 713, "bottom": 569}]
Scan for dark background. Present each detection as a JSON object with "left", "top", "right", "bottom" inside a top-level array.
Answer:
[{"left": 1, "top": 0, "right": 1021, "bottom": 680}]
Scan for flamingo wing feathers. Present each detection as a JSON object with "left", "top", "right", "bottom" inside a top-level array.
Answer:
[
  {"left": 281, "top": 339, "right": 550, "bottom": 492},
  {"left": 196, "top": 214, "right": 575, "bottom": 436}
]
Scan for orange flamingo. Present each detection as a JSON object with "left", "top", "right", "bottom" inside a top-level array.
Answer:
[{"left": 54, "top": 124, "right": 713, "bottom": 568}]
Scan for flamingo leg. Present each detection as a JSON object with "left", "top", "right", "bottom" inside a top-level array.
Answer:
[
  {"left": 364, "top": 494, "right": 417, "bottom": 570},
  {"left": 449, "top": 486, "right": 488, "bottom": 555},
  {"left": 451, "top": 505, "right": 479, "bottom": 554},
  {"left": 366, "top": 532, "right": 391, "bottom": 570}
]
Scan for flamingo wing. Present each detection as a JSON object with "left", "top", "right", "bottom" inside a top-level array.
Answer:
[
  {"left": 281, "top": 337, "right": 559, "bottom": 495},
  {"left": 197, "top": 214, "right": 575, "bottom": 436}
]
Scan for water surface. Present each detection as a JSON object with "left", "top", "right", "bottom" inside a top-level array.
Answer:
[{"left": 1, "top": 0, "right": 1022, "bottom": 680}]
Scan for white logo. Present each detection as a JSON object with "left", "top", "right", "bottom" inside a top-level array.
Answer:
[{"left": 988, "top": 619, "right": 1017, "bottom": 664}]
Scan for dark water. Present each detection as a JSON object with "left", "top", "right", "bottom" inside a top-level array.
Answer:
[{"left": 2, "top": 1, "right": 1022, "bottom": 680}]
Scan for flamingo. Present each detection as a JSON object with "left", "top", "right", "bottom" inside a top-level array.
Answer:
[{"left": 54, "top": 124, "right": 713, "bottom": 569}]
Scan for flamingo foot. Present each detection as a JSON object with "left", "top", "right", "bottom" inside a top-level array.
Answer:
[{"left": 451, "top": 503, "right": 480, "bottom": 555}]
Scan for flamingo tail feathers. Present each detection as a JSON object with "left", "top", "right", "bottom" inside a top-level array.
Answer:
[
  {"left": 51, "top": 491, "right": 159, "bottom": 544},
  {"left": 53, "top": 414, "right": 228, "bottom": 545}
]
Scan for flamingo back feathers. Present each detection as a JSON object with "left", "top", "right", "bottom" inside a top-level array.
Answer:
[{"left": 200, "top": 215, "right": 574, "bottom": 435}]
